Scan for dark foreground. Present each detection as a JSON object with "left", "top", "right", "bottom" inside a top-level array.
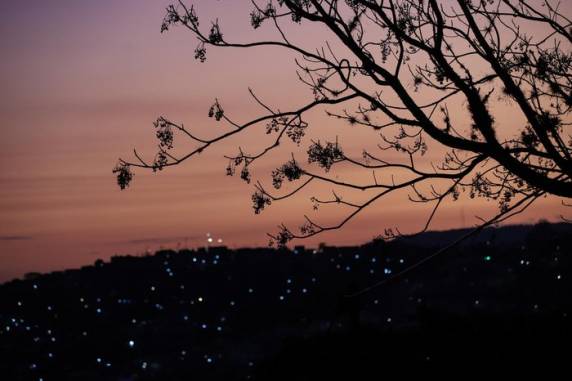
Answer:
[{"left": 1, "top": 222, "right": 571, "bottom": 380}]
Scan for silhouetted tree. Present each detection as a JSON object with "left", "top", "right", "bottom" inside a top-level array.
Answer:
[{"left": 116, "top": 0, "right": 572, "bottom": 246}]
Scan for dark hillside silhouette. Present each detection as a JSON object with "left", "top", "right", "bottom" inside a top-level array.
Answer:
[{"left": 1, "top": 223, "right": 571, "bottom": 379}]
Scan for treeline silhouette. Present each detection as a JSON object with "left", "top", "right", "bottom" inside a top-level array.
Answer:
[{"left": 0, "top": 222, "right": 571, "bottom": 380}]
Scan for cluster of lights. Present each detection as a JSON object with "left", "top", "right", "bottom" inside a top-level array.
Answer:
[
  {"left": 1, "top": 239, "right": 568, "bottom": 381},
  {"left": 206, "top": 233, "right": 224, "bottom": 245}
]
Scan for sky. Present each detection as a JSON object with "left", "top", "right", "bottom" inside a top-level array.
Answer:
[{"left": 0, "top": 0, "right": 569, "bottom": 282}]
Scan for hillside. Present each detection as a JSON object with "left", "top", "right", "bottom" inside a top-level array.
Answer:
[{"left": 1, "top": 222, "right": 571, "bottom": 380}]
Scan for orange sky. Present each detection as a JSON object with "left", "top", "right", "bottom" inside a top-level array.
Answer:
[{"left": 0, "top": 0, "right": 569, "bottom": 282}]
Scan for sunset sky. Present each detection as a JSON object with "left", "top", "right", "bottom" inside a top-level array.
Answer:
[{"left": 0, "top": 0, "right": 569, "bottom": 282}]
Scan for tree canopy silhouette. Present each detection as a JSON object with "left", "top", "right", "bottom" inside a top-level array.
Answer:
[{"left": 116, "top": 0, "right": 572, "bottom": 246}]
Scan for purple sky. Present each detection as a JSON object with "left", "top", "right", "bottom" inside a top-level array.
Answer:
[{"left": 0, "top": 0, "right": 568, "bottom": 281}]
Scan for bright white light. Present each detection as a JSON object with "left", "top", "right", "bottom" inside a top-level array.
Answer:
[{"left": 128, "top": 340, "right": 135, "bottom": 348}]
